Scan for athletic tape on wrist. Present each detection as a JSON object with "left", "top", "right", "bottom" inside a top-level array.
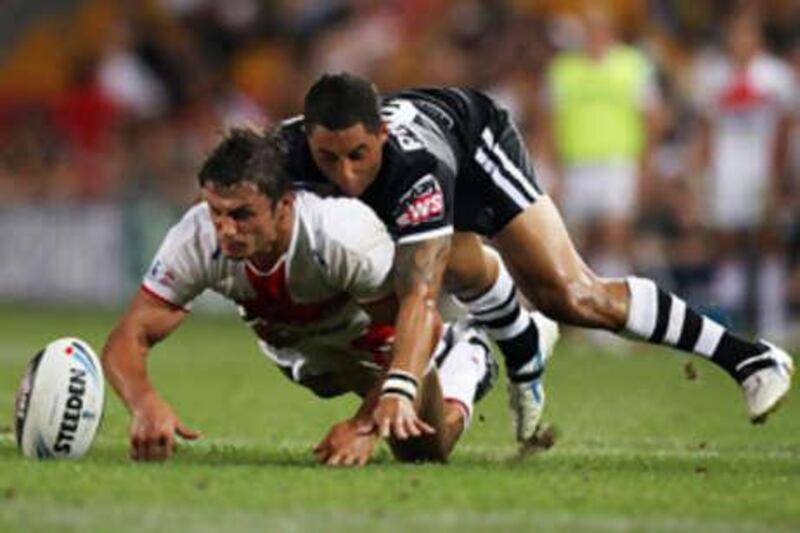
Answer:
[{"left": 381, "top": 370, "right": 419, "bottom": 402}]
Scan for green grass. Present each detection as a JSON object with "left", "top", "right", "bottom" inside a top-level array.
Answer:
[{"left": 1, "top": 305, "right": 799, "bottom": 532}]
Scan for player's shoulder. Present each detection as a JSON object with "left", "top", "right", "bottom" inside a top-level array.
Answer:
[
  {"left": 384, "top": 136, "right": 439, "bottom": 174},
  {"left": 751, "top": 53, "right": 794, "bottom": 85},
  {"left": 161, "top": 202, "right": 217, "bottom": 256},
  {"left": 278, "top": 115, "right": 333, "bottom": 188},
  {"left": 691, "top": 50, "right": 728, "bottom": 83},
  {"left": 278, "top": 115, "right": 308, "bottom": 159},
  {"left": 295, "top": 191, "right": 390, "bottom": 254},
  {"left": 167, "top": 202, "right": 211, "bottom": 236},
  {"left": 278, "top": 115, "right": 304, "bottom": 142}
]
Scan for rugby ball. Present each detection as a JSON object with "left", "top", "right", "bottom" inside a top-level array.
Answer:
[{"left": 14, "top": 337, "right": 105, "bottom": 459}]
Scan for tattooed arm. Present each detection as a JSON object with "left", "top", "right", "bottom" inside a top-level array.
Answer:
[
  {"left": 373, "top": 235, "right": 451, "bottom": 439},
  {"left": 390, "top": 236, "right": 451, "bottom": 378}
]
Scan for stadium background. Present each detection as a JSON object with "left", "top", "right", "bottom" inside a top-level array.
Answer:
[
  {"left": 1, "top": 2, "right": 799, "bottom": 531},
  {"left": 1, "top": 0, "right": 798, "bottom": 339}
]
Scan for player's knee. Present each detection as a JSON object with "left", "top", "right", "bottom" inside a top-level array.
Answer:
[
  {"left": 532, "top": 277, "right": 602, "bottom": 325},
  {"left": 297, "top": 374, "right": 348, "bottom": 398}
]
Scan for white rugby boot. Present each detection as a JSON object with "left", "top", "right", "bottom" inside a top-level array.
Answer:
[
  {"left": 507, "top": 312, "right": 560, "bottom": 442},
  {"left": 741, "top": 342, "right": 794, "bottom": 424}
]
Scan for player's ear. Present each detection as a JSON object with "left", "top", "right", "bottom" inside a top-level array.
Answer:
[
  {"left": 377, "top": 122, "right": 389, "bottom": 144},
  {"left": 275, "top": 191, "right": 294, "bottom": 220}
]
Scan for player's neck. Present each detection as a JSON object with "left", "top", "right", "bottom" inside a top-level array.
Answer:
[
  {"left": 731, "top": 49, "right": 758, "bottom": 68},
  {"left": 248, "top": 203, "right": 295, "bottom": 272}
]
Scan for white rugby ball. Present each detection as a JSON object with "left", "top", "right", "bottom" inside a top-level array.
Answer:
[{"left": 14, "top": 337, "right": 105, "bottom": 459}]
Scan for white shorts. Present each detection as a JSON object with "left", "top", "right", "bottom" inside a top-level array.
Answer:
[
  {"left": 259, "top": 320, "right": 491, "bottom": 419},
  {"left": 707, "top": 170, "right": 767, "bottom": 230},
  {"left": 562, "top": 160, "right": 638, "bottom": 224},
  {"left": 257, "top": 316, "right": 386, "bottom": 398}
]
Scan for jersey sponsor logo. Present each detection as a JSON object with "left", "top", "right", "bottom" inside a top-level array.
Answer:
[
  {"left": 394, "top": 174, "right": 445, "bottom": 227},
  {"left": 147, "top": 259, "right": 177, "bottom": 288}
]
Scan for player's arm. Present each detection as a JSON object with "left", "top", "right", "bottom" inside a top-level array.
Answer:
[
  {"left": 102, "top": 288, "right": 200, "bottom": 461},
  {"left": 689, "top": 115, "right": 711, "bottom": 180},
  {"left": 374, "top": 234, "right": 451, "bottom": 440}
]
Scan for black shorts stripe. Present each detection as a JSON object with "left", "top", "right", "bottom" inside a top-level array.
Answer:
[
  {"left": 676, "top": 310, "right": 703, "bottom": 351},
  {"left": 478, "top": 137, "right": 537, "bottom": 204},
  {"left": 649, "top": 290, "right": 672, "bottom": 343}
]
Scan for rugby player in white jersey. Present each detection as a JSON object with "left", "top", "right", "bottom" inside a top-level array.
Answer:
[
  {"left": 102, "top": 128, "right": 524, "bottom": 465},
  {"left": 691, "top": 7, "right": 797, "bottom": 337}
]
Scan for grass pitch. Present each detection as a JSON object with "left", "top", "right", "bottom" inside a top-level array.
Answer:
[{"left": 1, "top": 305, "right": 798, "bottom": 532}]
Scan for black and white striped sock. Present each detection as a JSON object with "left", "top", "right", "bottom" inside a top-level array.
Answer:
[
  {"left": 459, "top": 259, "right": 541, "bottom": 382},
  {"left": 626, "top": 277, "right": 769, "bottom": 382}
]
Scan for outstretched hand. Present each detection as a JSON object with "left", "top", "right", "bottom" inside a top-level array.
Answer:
[
  {"left": 373, "top": 395, "right": 435, "bottom": 440},
  {"left": 313, "top": 418, "right": 377, "bottom": 466},
  {"left": 129, "top": 394, "right": 201, "bottom": 461}
]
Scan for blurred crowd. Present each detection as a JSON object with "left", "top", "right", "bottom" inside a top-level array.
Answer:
[{"left": 0, "top": 0, "right": 798, "bottom": 336}]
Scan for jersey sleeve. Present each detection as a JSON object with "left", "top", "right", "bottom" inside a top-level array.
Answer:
[
  {"left": 141, "top": 210, "right": 210, "bottom": 309},
  {"left": 317, "top": 199, "right": 396, "bottom": 304}
]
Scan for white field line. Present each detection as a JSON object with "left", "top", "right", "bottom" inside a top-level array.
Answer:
[{"left": 0, "top": 500, "right": 794, "bottom": 533}]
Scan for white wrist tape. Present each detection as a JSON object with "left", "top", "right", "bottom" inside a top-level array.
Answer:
[{"left": 381, "top": 369, "right": 419, "bottom": 402}]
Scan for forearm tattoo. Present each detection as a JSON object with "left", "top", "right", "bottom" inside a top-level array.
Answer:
[{"left": 394, "top": 236, "right": 451, "bottom": 297}]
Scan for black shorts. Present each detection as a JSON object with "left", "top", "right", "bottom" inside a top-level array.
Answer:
[{"left": 452, "top": 92, "right": 545, "bottom": 237}]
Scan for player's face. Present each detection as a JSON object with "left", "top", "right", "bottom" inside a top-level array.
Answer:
[
  {"left": 202, "top": 182, "right": 291, "bottom": 261},
  {"left": 726, "top": 16, "right": 761, "bottom": 61},
  {"left": 307, "top": 122, "right": 388, "bottom": 197}
]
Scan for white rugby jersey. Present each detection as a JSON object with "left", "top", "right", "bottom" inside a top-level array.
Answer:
[
  {"left": 693, "top": 52, "right": 796, "bottom": 187},
  {"left": 142, "top": 191, "right": 396, "bottom": 381}
]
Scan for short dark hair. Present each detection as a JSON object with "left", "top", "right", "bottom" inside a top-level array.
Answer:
[
  {"left": 304, "top": 72, "right": 382, "bottom": 133},
  {"left": 198, "top": 127, "right": 291, "bottom": 203}
]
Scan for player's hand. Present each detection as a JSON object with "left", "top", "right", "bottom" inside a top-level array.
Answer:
[
  {"left": 313, "top": 418, "right": 377, "bottom": 467},
  {"left": 129, "top": 394, "right": 201, "bottom": 461},
  {"left": 373, "top": 395, "right": 435, "bottom": 440}
]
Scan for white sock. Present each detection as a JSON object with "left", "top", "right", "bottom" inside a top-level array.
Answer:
[
  {"left": 457, "top": 250, "right": 539, "bottom": 376},
  {"left": 436, "top": 333, "right": 489, "bottom": 428},
  {"left": 625, "top": 276, "right": 723, "bottom": 358},
  {"left": 458, "top": 251, "right": 530, "bottom": 340}
]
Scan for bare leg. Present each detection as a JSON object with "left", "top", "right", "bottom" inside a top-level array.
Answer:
[
  {"left": 493, "top": 196, "right": 629, "bottom": 330},
  {"left": 492, "top": 196, "right": 793, "bottom": 425},
  {"left": 444, "top": 232, "right": 557, "bottom": 442}
]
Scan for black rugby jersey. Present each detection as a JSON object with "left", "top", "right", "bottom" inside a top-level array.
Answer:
[{"left": 281, "top": 88, "right": 496, "bottom": 245}]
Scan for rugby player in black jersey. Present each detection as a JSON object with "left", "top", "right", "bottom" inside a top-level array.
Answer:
[{"left": 281, "top": 72, "right": 794, "bottom": 442}]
